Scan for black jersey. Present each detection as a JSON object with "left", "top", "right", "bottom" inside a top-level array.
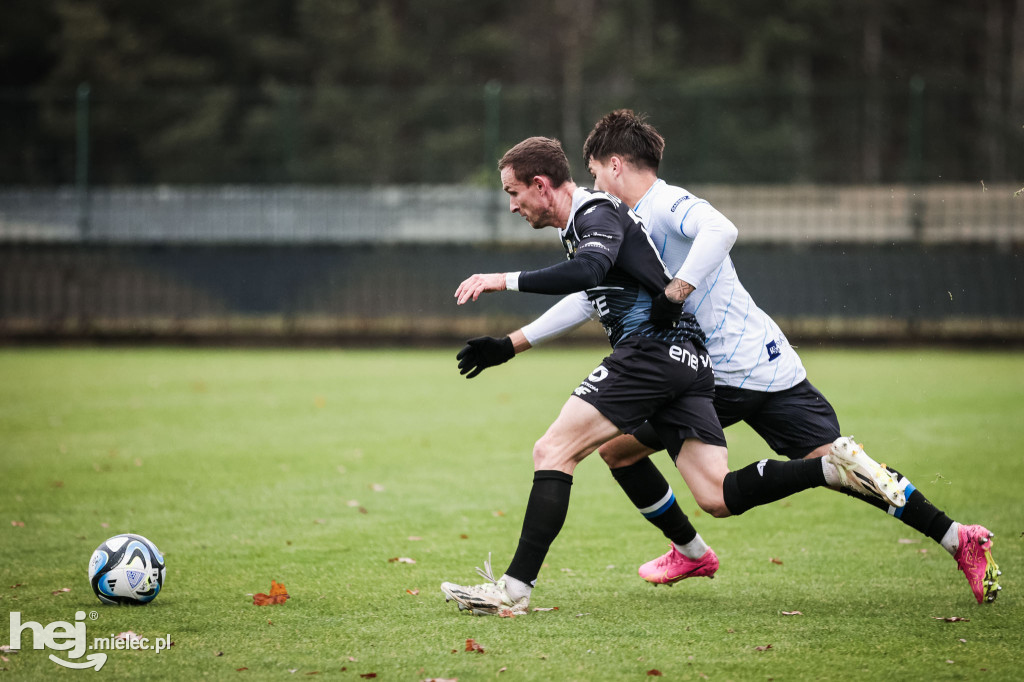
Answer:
[{"left": 518, "top": 187, "right": 704, "bottom": 348}]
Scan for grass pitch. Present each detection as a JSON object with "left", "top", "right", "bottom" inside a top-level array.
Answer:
[{"left": 1, "top": 346, "right": 1022, "bottom": 680}]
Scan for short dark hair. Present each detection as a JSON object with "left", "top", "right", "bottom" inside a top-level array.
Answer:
[
  {"left": 583, "top": 109, "right": 664, "bottom": 172},
  {"left": 498, "top": 137, "right": 572, "bottom": 187}
]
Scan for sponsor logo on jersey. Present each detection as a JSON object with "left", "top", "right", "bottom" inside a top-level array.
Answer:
[
  {"left": 580, "top": 240, "right": 611, "bottom": 252},
  {"left": 583, "top": 205, "right": 597, "bottom": 216},
  {"left": 766, "top": 340, "right": 781, "bottom": 361},
  {"left": 757, "top": 458, "right": 768, "bottom": 476},
  {"left": 588, "top": 366, "right": 609, "bottom": 383},
  {"left": 668, "top": 344, "right": 709, "bottom": 371},
  {"left": 669, "top": 196, "right": 690, "bottom": 212}
]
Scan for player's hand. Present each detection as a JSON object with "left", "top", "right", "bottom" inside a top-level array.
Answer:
[
  {"left": 457, "top": 336, "right": 515, "bottom": 378},
  {"left": 455, "top": 273, "right": 506, "bottom": 305},
  {"left": 649, "top": 291, "right": 683, "bottom": 328}
]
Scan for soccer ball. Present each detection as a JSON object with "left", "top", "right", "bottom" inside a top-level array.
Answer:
[{"left": 88, "top": 534, "right": 166, "bottom": 605}]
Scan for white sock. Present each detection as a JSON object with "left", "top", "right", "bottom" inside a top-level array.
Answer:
[
  {"left": 940, "top": 522, "right": 960, "bottom": 556},
  {"left": 821, "top": 457, "right": 841, "bottom": 487},
  {"left": 502, "top": 574, "right": 533, "bottom": 601},
  {"left": 673, "top": 534, "right": 710, "bottom": 560}
]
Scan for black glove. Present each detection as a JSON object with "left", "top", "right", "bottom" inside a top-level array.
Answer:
[
  {"left": 456, "top": 335, "right": 515, "bottom": 378},
  {"left": 649, "top": 292, "right": 683, "bottom": 328}
]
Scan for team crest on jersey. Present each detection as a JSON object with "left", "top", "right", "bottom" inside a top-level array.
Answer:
[{"left": 766, "top": 340, "right": 781, "bottom": 361}]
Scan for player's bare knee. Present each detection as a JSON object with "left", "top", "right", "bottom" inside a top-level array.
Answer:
[
  {"left": 693, "top": 491, "right": 731, "bottom": 518},
  {"left": 532, "top": 436, "right": 574, "bottom": 472}
]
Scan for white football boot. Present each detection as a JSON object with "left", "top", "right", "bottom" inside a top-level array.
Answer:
[
  {"left": 441, "top": 554, "right": 529, "bottom": 616},
  {"left": 826, "top": 436, "right": 906, "bottom": 508}
]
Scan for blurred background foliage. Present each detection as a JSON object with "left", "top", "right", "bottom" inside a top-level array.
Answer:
[{"left": 1, "top": 0, "right": 1022, "bottom": 185}]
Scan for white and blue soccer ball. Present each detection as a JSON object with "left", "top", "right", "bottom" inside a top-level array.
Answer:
[{"left": 88, "top": 534, "right": 166, "bottom": 605}]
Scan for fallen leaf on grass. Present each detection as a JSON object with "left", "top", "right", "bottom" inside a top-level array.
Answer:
[
  {"left": 253, "top": 580, "right": 289, "bottom": 606},
  {"left": 408, "top": 536, "right": 422, "bottom": 541},
  {"left": 647, "top": 670, "right": 663, "bottom": 676},
  {"left": 348, "top": 657, "right": 357, "bottom": 662},
  {"left": 492, "top": 510, "right": 505, "bottom": 517},
  {"left": 10, "top": 521, "right": 24, "bottom": 527},
  {"left": 406, "top": 589, "right": 420, "bottom": 596},
  {"left": 9, "top": 584, "right": 24, "bottom": 589},
  {"left": 359, "top": 674, "right": 377, "bottom": 679},
  {"left": 769, "top": 558, "right": 783, "bottom": 565},
  {"left": 755, "top": 645, "right": 773, "bottom": 652},
  {"left": 306, "top": 672, "right": 320, "bottom": 676},
  {"left": 236, "top": 668, "right": 248, "bottom": 672},
  {"left": 465, "top": 638, "right": 485, "bottom": 653},
  {"left": 933, "top": 616, "right": 970, "bottom": 622},
  {"left": 216, "top": 652, "right": 224, "bottom": 657},
  {"left": 423, "top": 678, "right": 457, "bottom": 682},
  {"left": 116, "top": 631, "right": 140, "bottom": 643},
  {"left": 459, "top": 534, "right": 469, "bottom": 540},
  {"left": 498, "top": 666, "right": 507, "bottom": 673},
  {"left": 388, "top": 557, "right": 416, "bottom": 564},
  {"left": 898, "top": 538, "right": 921, "bottom": 544},
  {"left": 51, "top": 587, "right": 71, "bottom": 595},
  {"left": 781, "top": 611, "right": 803, "bottom": 616},
  {"left": 532, "top": 607, "right": 558, "bottom": 612}
]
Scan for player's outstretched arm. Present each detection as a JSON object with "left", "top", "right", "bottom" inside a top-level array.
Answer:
[
  {"left": 455, "top": 272, "right": 507, "bottom": 304},
  {"left": 456, "top": 294, "right": 596, "bottom": 379}
]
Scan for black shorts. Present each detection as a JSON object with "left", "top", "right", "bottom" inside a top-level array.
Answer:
[
  {"left": 572, "top": 335, "right": 726, "bottom": 457},
  {"left": 635, "top": 378, "right": 840, "bottom": 459}
]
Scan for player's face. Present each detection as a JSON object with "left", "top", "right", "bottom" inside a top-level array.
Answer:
[
  {"left": 501, "top": 166, "right": 550, "bottom": 229},
  {"left": 587, "top": 157, "right": 622, "bottom": 198}
]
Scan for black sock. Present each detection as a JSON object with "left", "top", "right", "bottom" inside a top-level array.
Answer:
[
  {"left": 610, "top": 459, "right": 697, "bottom": 546},
  {"left": 836, "top": 467, "right": 954, "bottom": 544},
  {"left": 505, "top": 470, "right": 573, "bottom": 585},
  {"left": 723, "top": 458, "right": 826, "bottom": 516}
]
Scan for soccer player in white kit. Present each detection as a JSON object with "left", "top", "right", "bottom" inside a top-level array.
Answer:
[{"left": 454, "top": 111, "right": 1001, "bottom": 604}]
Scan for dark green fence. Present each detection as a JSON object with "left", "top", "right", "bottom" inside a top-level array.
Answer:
[{"left": 3, "top": 81, "right": 1022, "bottom": 186}]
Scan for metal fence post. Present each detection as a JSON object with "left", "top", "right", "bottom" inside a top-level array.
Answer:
[
  {"left": 907, "top": 76, "right": 926, "bottom": 241},
  {"left": 75, "top": 82, "right": 91, "bottom": 238},
  {"left": 484, "top": 80, "right": 502, "bottom": 241}
]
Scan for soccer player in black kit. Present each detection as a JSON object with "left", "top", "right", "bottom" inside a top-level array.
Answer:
[{"left": 441, "top": 137, "right": 903, "bottom": 615}]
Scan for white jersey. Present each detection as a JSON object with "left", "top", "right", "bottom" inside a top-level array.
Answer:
[
  {"left": 523, "top": 180, "right": 806, "bottom": 391},
  {"left": 635, "top": 180, "right": 805, "bottom": 390}
]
